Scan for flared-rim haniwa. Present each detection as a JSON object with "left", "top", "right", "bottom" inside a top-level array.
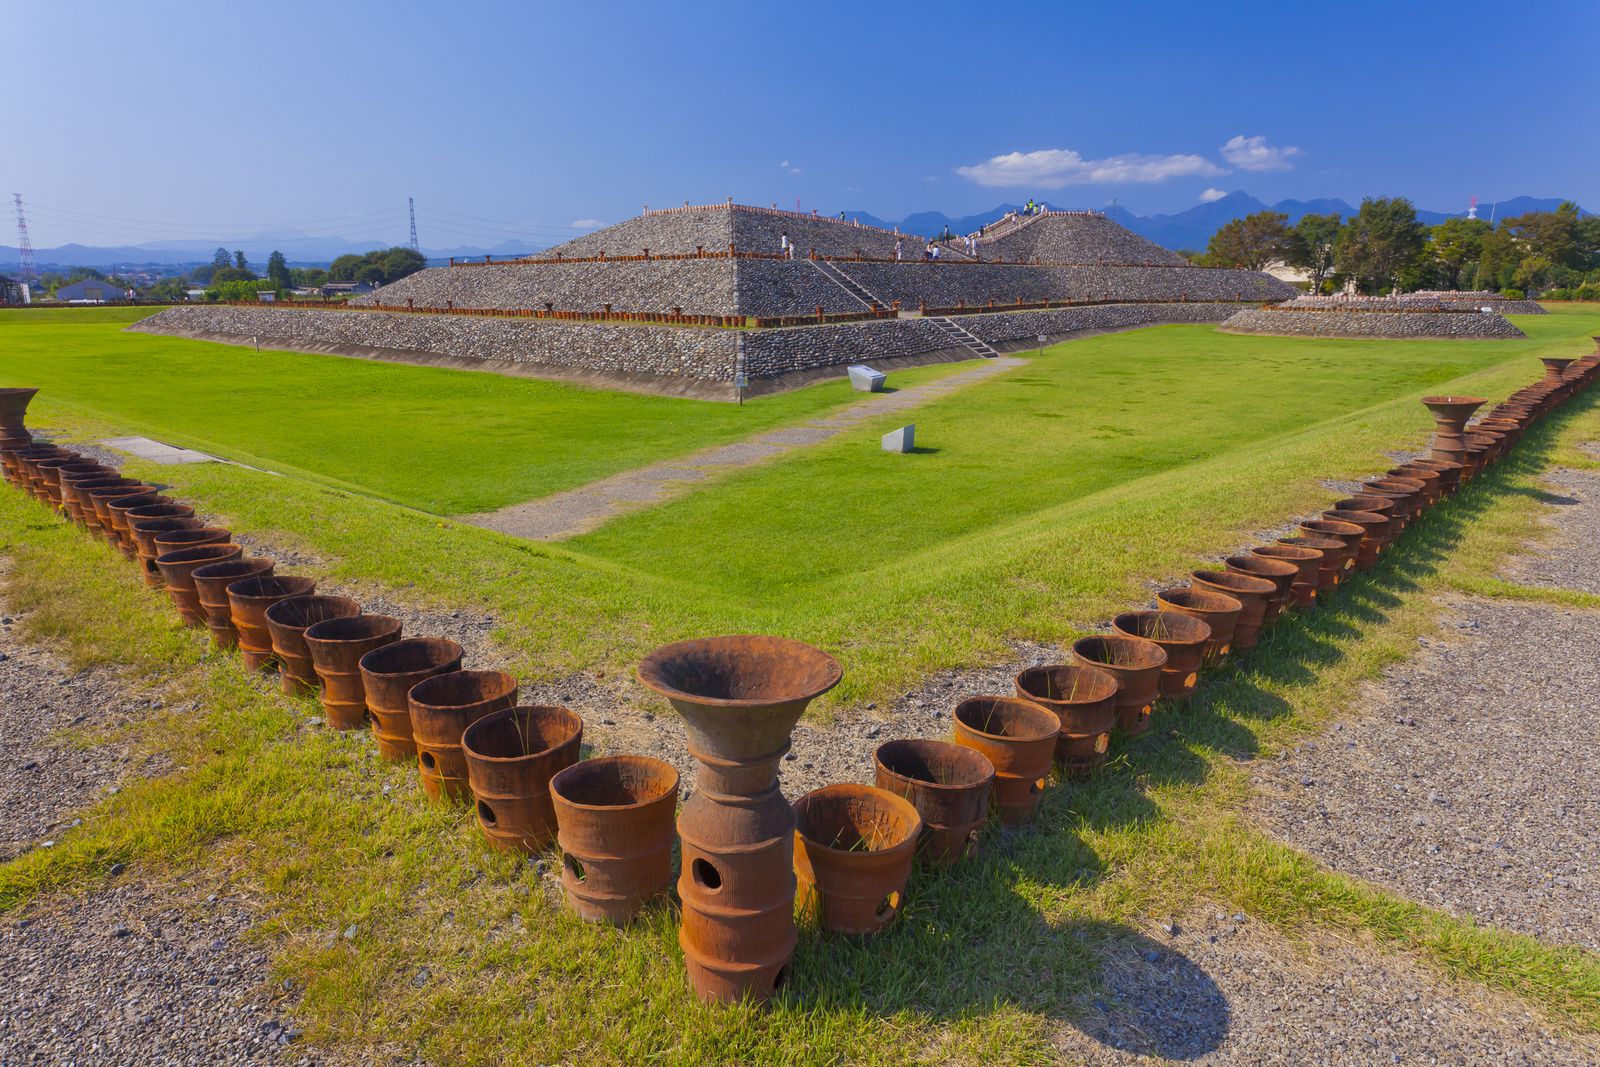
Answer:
[{"left": 637, "top": 634, "right": 841, "bottom": 709}]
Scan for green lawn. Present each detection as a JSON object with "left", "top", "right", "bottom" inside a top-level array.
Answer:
[{"left": 0, "top": 307, "right": 961, "bottom": 514}]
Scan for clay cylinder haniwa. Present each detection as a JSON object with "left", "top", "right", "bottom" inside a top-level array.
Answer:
[
  {"left": 1251, "top": 543, "right": 1322, "bottom": 609},
  {"left": 550, "top": 755, "right": 679, "bottom": 923},
  {"left": 793, "top": 784, "right": 921, "bottom": 935},
  {"left": 190, "top": 557, "right": 275, "bottom": 649},
  {"left": 265, "top": 594, "right": 361, "bottom": 696},
  {"left": 1190, "top": 570, "right": 1275, "bottom": 650},
  {"left": 58, "top": 468, "right": 117, "bottom": 525},
  {"left": 226, "top": 575, "right": 316, "bottom": 672},
  {"left": 951, "top": 695, "right": 1059, "bottom": 824},
  {"left": 1322, "top": 509, "right": 1387, "bottom": 570},
  {"left": 1013, "top": 663, "right": 1117, "bottom": 776},
  {"left": 1069, "top": 635, "right": 1167, "bottom": 736},
  {"left": 1224, "top": 553, "right": 1298, "bottom": 623},
  {"left": 408, "top": 669, "right": 518, "bottom": 803},
  {"left": 358, "top": 637, "right": 463, "bottom": 761},
  {"left": 304, "top": 614, "right": 403, "bottom": 730},
  {"left": 129, "top": 505, "right": 199, "bottom": 586},
  {"left": 86, "top": 483, "right": 151, "bottom": 541},
  {"left": 1155, "top": 587, "right": 1242, "bottom": 663},
  {"left": 464, "top": 705, "right": 583, "bottom": 853},
  {"left": 105, "top": 490, "right": 166, "bottom": 557},
  {"left": 156, "top": 543, "right": 242, "bottom": 628},
  {"left": 873, "top": 739, "right": 993, "bottom": 866},
  {"left": 1111, "top": 611, "right": 1211, "bottom": 700},
  {"left": 637, "top": 634, "right": 840, "bottom": 1005},
  {"left": 1295, "top": 519, "right": 1362, "bottom": 581}
]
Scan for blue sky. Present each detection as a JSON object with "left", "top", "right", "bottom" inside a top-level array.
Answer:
[{"left": 9, "top": 0, "right": 1597, "bottom": 248}]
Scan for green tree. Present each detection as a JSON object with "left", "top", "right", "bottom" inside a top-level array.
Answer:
[
  {"left": 266, "top": 250, "right": 292, "bottom": 290},
  {"left": 378, "top": 247, "right": 427, "bottom": 282},
  {"left": 1334, "top": 197, "right": 1427, "bottom": 293},
  {"left": 1200, "top": 211, "right": 1292, "bottom": 271},
  {"left": 1477, "top": 225, "right": 1523, "bottom": 291},
  {"left": 327, "top": 253, "right": 365, "bottom": 282},
  {"left": 1501, "top": 202, "right": 1593, "bottom": 271},
  {"left": 233, "top": 250, "right": 249, "bottom": 272},
  {"left": 290, "top": 266, "right": 328, "bottom": 287},
  {"left": 210, "top": 266, "right": 257, "bottom": 284},
  {"left": 211, "top": 247, "right": 232, "bottom": 271},
  {"left": 1285, "top": 213, "right": 1343, "bottom": 293},
  {"left": 1426, "top": 217, "right": 1490, "bottom": 290}
]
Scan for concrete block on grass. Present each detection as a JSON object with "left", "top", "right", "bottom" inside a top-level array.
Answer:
[
  {"left": 848, "top": 365, "right": 886, "bottom": 392},
  {"left": 882, "top": 425, "right": 915, "bottom": 453}
]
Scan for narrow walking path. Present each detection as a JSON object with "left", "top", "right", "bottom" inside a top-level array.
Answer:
[{"left": 459, "top": 355, "right": 1025, "bottom": 541}]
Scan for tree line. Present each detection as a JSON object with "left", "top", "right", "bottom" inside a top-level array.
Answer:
[
  {"left": 189, "top": 246, "right": 426, "bottom": 301},
  {"left": 1191, "top": 199, "right": 1600, "bottom": 299}
]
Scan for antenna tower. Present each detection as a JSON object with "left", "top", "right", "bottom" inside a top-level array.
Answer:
[
  {"left": 1467, "top": 195, "right": 1479, "bottom": 220},
  {"left": 408, "top": 197, "right": 419, "bottom": 251},
  {"left": 12, "top": 194, "right": 38, "bottom": 286}
]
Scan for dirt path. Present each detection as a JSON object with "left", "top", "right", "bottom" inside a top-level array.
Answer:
[{"left": 457, "top": 356, "right": 1024, "bottom": 540}]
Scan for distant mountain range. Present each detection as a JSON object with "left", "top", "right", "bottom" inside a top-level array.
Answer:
[
  {"left": 847, "top": 193, "right": 1584, "bottom": 250},
  {"left": 0, "top": 194, "right": 1583, "bottom": 270}
]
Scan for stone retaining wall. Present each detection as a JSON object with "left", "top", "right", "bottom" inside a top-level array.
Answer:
[
  {"left": 836, "top": 262, "right": 1293, "bottom": 307},
  {"left": 1218, "top": 307, "right": 1526, "bottom": 340},
  {"left": 360, "top": 260, "right": 737, "bottom": 315}
]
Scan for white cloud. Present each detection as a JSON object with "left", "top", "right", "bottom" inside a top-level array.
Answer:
[
  {"left": 1220, "top": 134, "right": 1302, "bottom": 172},
  {"left": 569, "top": 218, "right": 603, "bottom": 229},
  {"left": 1198, "top": 187, "right": 1228, "bottom": 203},
  {"left": 789, "top": 167, "right": 802, "bottom": 175},
  {"left": 779, "top": 159, "right": 790, "bottom": 168},
  {"left": 956, "top": 148, "right": 1227, "bottom": 189}
]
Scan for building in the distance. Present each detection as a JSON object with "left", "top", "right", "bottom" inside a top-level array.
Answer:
[
  {"left": 0, "top": 275, "right": 28, "bottom": 305},
  {"left": 55, "top": 277, "right": 135, "bottom": 303}
]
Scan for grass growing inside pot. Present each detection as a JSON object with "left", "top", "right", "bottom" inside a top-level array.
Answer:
[{"left": 3, "top": 389, "right": 1600, "bottom": 1063}]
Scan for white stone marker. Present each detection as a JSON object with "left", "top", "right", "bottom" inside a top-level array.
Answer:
[
  {"left": 882, "top": 425, "right": 915, "bottom": 453},
  {"left": 848, "top": 364, "right": 886, "bottom": 392}
]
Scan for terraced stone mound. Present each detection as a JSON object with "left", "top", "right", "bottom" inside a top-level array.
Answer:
[
  {"left": 973, "top": 212, "right": 1189, "bottom": 266},
  {"left": 1219, "top": 304, "right": 1526, "bottom": 340}
]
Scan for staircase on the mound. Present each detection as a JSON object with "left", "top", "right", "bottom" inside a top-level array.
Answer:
[
  {"left": 809, "top": 258, "right": 888, "bottom": 310},
  {"left": 928, "top": 316, "right": 1001, "bottom": 358}
]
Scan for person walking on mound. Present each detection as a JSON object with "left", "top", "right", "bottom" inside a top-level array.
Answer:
[{"left": 780, "top": 231, "right": 791, "bottom": 259}]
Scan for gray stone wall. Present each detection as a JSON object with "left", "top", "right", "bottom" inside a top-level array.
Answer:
[
  {"left": 977, "top": 214, "right": 1189, "bottom": 265},
  {"left": 956, "top": 302, "right": 1241, "bottom": 344},
  {"left": 1219, "top": 307, "right": 1526, "bottom": 340},
  {"left": 358, "top": 260, "right": 737, "bottom": 315},
  {"left": 836, "top": 262, "right": 1293, "bottom": 307}
]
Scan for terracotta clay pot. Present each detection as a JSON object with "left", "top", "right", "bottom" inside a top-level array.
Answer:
[
  {"left": 463, "top": 705, "right": 583, "bottom": 853},
  {"left": 1112, "top": 610, "right": 1211, "bottom": 699},
  {"left": 1070, "top": 634, "right": 1168, "bottom": 734},
  {"left": 1421, "top": 395, "right": 1486, "bottom": 463},
  {"left": 61, "top": 473, "right": 125, "bottom": 527},
  {"left": 154, "top": 526, "right": 230, "bottom": 558},
  {"left": 408, "top": 669, "right": 517, "bottom": 802},
  {"left": 74, "top": 475, "right": 135, "bottom": 528},
  {"left": 304, "top": 614, "right": 403, "bottom": 729},
  {"left": 87, "top": 484, "right": 156, "bottom": 548},
  {"left": 1362, "top": 478, "right": 1426, "bottom": 529},
  {"left": 129, "top": 504, "right": 199, "bottom": 586},
  {"left": 17, "top": 447, "right": 68, "bottom": 498},
  {"left": 1296, "top": 519, "right": 1363, "bottom": 580},
  {"left": 1250, "top": 543, "right": 1322, "bottom": 609},
  {"left": 265, "top": 594, "right": 361, "bottom": 696},
  {"left": 1540, "top": 357, "right": 1573, "bottom": 386},
  {"left": 1275, "top": 536, "right": 1343, "bottom": 596},
  {"left": 1224, "top": 554, "right": 1298, "bottom": 622},
  {"left": 190, "top": 557, "right": 275, "bottom": 649},
  {"left": 1155, "top": 586, "right": 1243, "bottom": 661},
  {"left": 0, "top": 387, "right": 39, "bottom": 459},
  {"left": 358, "top": 637, "right": 463, "bottom": 760},
  {"left": 105, "top": 490, "right": 167, "bottom": 556},
  {"left": 873, "top": 738, "right": 993, "bottom": 865},
  {"left": 1390, "top": 465, "right": 1441, "bottom": 508},
  {"left": 156, "top": 543, "right": 243, "bottom": 627},
  {"left": 1402, "top": 458, "right": 1463, "bottom": 496},
  {"left": 1189, "top": 570, "right": 1275, "bottom": 650},
  {"left": 1322, "top": 509, "right": 1388, "bottom": 569},
  {"left": 638, "top": 634, "right": 840, "bottom": 1005},
  {"left": 1013, "top": 663, "right": 1117, "bottom": 776},
  {"left": 549, "top": 755, "right": 679, "bottom": 924},
  {"left": 951, "top": 695, "right": 1060, "bottom": 823},
  {"left": 33, "top": 456, "right": 84, "bottom": 507},
  {"left": 793, "top": 784, "right": 921, "bottom": 935},
  {"left": 7, "top": 445, "right": 60, "bottom": 488}
]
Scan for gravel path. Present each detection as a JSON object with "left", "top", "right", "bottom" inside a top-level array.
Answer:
[
  {"left": 0, "top": 881, "right": 337, "bottom": 1066},
  {"left": 1054, "top": 911, "right": 1600, "bottom": 1065},
  {"left": 457, "top": 356, "right": 1024, "bottom": 540},
  {"left": 1253, "top": 597, "right": 1600, "bottom": 951},
  {"left": 1503, "top": 466, "right": 1600, "bottom": 594},
  {"left": 0, "top": 577, "right": 168, "bottom": 862}
]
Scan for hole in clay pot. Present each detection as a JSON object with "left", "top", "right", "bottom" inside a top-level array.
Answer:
[
  {"left": 419, "top": 751, "right": 437, "bottom": 770},
  {"left": 875, "top": 891, "right": 902, "bottom": 921},
  {"left": 1183, "top": 673, "right": 1198, "bottom": 689},
  {"left": 691, "top": 857, "right": 723, "bottom": 891},
  {"left": 477, "top": 801, "right": 496, "bottom": 827},
  {"left": 772, "top": 965, "right": 789, "bottom": 991},
  {"left": 1094, "top": 734, "right": 1109, "bottom": 754},
  {"left": 1030, "top": 778, "right": 1045, "bottom": 796},
  {"left": 563, "top": 854, "right": 585, "bottom": 882}
]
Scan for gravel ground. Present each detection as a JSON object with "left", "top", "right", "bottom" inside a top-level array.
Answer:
[
  {"left": 0, "top": 881, "right": 340, "bottom": 1067},
  {"left": 1503, "top": 466, "right": 1600, "bottom": 594},
  {"left": 0, "top": 574, "right": 167, "bottom": 862},
  {"left": 1054, "top": 911, "right": 1600, "bottom": 1065},
  {"left": 1253, "top": 598, "right": 1600, "bottom": 951}
]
